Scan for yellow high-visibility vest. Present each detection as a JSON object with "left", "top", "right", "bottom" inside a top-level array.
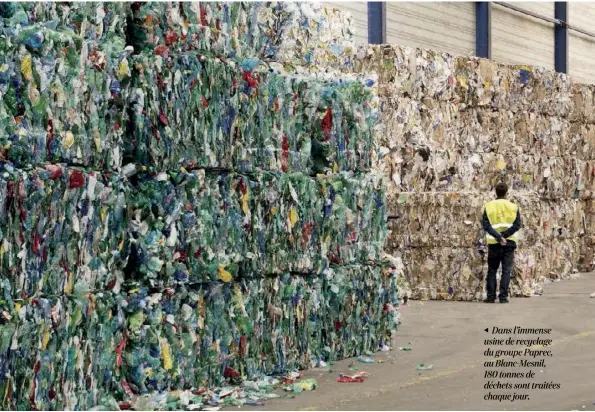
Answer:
[{"left": 484, "top": 199, "right": 520, "bottom": 245}]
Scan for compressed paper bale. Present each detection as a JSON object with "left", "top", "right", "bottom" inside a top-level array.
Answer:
[
  {"left": 378, "top": 97, "right": 461, "bottom": 153},
  {"left": 381, "top": 106, "right": 568, "bottom": 168},
  {"left": 452, "top": 109, "right": 516, "bottom": 154},
  {"left": 582, "top": 200, "right": 595, "bottom": 238},
  {"left": 452, "top": 57, "right": 513, "bottom": 109},
  {"left": 578, "top": 242, "right": 595, "bottom": 272},
  {"left": 386, "top": 192, "right": 485, "bottom": 248},
  {"left": 0, "top": 165, "right": 129, "bottom": 298},
  {"left": 569, "top": 84, "right": 595, "bottom": 124},
  {"left": 0, "top": 291, "right": 126, "bottom": 410},
  {"left": 515, "top": 238, "right": 581, "bottom": 282},
  {"left": 451, "top": 109, "right": 569, "bottom": 158},
  {"left": 386, "top": 193, "right": 583, "bottom": 248},
  {"left": 377, "top": 97, "right": 422, "bottom": 150},
  {"left": 127, "top": 2, "right": 356, "bottom": 69},
  {"left": 358, "top": 45, "right": 573, "bottom": 116},
  {"left": 0, "top": 39, "right": 132, "bottom": 170},
  {"left": 5, "top": 2, "right": 128, "bottom": 41},
  {"left": 512, "top": 112, "right": 569, "bottom": 158},
  {"left": 382, "top": 149, "right": 581, "bottom": 197},
  {"left": 381, "top": 149, "right": 492, "bottom": 194},
  {"left": 396, "top": 243, "right": 578, "bottom": 301},
  {"left": 576, "top": 160, "right": 595, "bottom": 199},
  {"left": 359, "top": 45, "right": 457, "bottom": 102},
  {"left": 397, "top": 246, "right": 485, "bottom": 301},
  {"left": 380, "top": 102, "right": 571, "bottom": 161},
  {"left": 455, "top": 62, "right": 572, "bottom": 116},
  {"left": 504, "top": 65, "right": 572, "bottom": 117},
  {"left": 121, "top": 266, "right": 400, "bottom": 391},
  {"left": 318, "top": 172, "right": 387, "bottom": 266},
  {"left": 569, "top": 123, "right": 595, "bottom": 161}
]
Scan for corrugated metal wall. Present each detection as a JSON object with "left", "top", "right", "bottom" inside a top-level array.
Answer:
[
  {"left": 324, "top": 2, "right": 595, "bottom": 84},
  {"left": 322, "top": 2, "right": 368, "bottom": 45},
  {"left": 491, "top": 3, "right": 555, "bottom": 70},
  {"left": 569, "top": 3, "right": 595, "bottom": 84},
  {"left": 385, "top": 2, "right": 475, "bottom": 57}
]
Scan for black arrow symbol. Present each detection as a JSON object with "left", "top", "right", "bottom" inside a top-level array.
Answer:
[{"left": 484, "top": 328, "right": 489, "bottom": 333}]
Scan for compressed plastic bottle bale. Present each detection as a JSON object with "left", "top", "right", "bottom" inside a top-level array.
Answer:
[
  {"left": 128, "top": 52, "right": 312, "bottom": 173},
  {"left": 0, "top": 22, "right": 83, "bottom": 56},
  {"left": 0, "top": 38, "right": 132, "bottom": 170},
  {"left": 4, "top": 2, "right": 128, "bottom": 42},
  {"left": 243, "top": 172, "right": 324, "bottom": 275},
  {"left": 252, "top": 2, "right": 357, "bottom": 69},
  {"left": 120, "top": 268, "right": 399, "bottom": 392},
  {"left": 125, "top": 170, "right": 249, "bottom": 286},
  {"left": 0, "top": 291, "right": 126, "bottom": 410},
  {"left": 127, "top": 2, "right": 356, "bottom": 69},
  {"left": 320, "top": 264, "right": 400, "bottom": 361},
  {"left": 127, "top": 2, "right": 250, "bottom": 58},
  {"left": 311, "top": 79, "right": 376, "bottom": 173},
  {"left": 126, "top": 170, "right": 328, "bottom": 283},
  {"left": 318, "top": 172, "right": 387, "bottom": 266},
  {"left": 0, "top": 165, "right": 129, "bottom": 298},
  {"left": 120, "top": 281, "right": 269, "bottom": 392}
]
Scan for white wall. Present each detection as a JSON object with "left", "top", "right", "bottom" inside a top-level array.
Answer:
[
  {"left": 491, "top": 2, "right": 555, "bottom": 70},
  {"left": 322, "top": 2, "right": 368, "bottom": 45},
  {"left": 569, "top": 3, "right": 595, "bottom": 84},
  {"left": 385, "top": 2, "right": 475, "bottom": 57}
]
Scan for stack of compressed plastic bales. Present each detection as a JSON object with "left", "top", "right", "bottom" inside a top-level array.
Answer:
[
  {"left": 0, "top": 3, "right": 132, "bottom": 409},
  {"left": 119, "top": 0, "right": 398, "bottom": 395},
  {"left": 0, "top": 2, "right": 132, "bottom": 169},
  {"left": 356, "top": 44, "right": 594, "bottom": 300},
  {"left": 0, "top": 2, "right": 400, "bottom": 408}
]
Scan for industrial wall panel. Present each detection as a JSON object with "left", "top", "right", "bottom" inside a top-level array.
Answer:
[
  {"left": 492, "top": 3, "right": 554, "bottom": 70},
  {"left": 568, "top": 3, "right": 595, "bottom": 84},
  {"left": 569, "top": 2, "right": 595, "bottom": 31},
  {"left": 569, "top": 32, "right": 595, "bottom": 84},
  {"left": 384, "top": 2, "right": 475, "bottom": 57},
  {"left": 513, "top": 2, "right": 554, "bottom": 18},
  {"left": 323, "top": 2, "right": 368, "bottom": 45}
]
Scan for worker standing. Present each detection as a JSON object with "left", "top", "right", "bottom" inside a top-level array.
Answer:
[{"left": 482, "top": 182, "right": 522, "bottom": 303}]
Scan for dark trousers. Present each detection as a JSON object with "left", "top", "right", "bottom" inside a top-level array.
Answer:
[{"left": 486, "top": 244, "right": 515, "bottom": 300}]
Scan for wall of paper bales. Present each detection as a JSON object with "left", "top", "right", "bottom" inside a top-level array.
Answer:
[
  {"left": 356, "top": 44, "right": 595, "bottom": 301},
  {"left": 0, "top": 2, "right": 402, "bottom": 409}
]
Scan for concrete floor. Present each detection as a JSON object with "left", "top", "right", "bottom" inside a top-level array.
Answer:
[{"left": 249, "top": 273, "right": 595, "bottom": 411}]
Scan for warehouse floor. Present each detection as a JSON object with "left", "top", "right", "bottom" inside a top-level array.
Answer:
[{"left": 245, "top": 272, "right": 595, "bottom": 411}]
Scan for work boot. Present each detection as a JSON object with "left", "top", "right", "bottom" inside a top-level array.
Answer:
[
  {"left": 499, "top": 299, "right": 509, "bottom": 303},
  {"left": 483, "top": 298, "right": 495, "bottom": 303}
]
